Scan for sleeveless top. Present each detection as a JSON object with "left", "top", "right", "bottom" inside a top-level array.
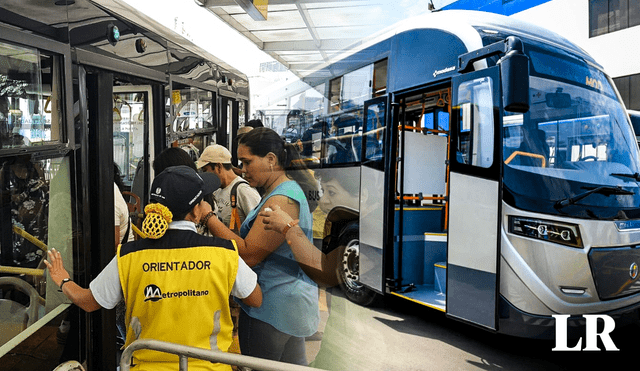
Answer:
[
  {"left": 238, "top": 180, "right": 319, "bottom": 337},
  {"left": 118, "top": 229, "right": 238, "bottom": 370}
]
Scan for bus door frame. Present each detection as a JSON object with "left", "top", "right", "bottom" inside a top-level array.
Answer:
[
  {"left": 219, "top": 93, "right": 238, "bottom": 150},
  {"left": 447, "top": 66, "right": 503, "bottom": 331},
  {"left": 358, "top": 95, "right": 389, "bottom": 293}
]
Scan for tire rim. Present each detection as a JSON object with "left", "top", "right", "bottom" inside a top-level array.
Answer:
[{"left": 341, "top": 239, "right": 362, "bottom": 291}]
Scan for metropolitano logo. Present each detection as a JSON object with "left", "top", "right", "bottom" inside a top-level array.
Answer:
[
  {"left": 144, "top": 284, "right": 163, "bottom": 302},
  {"left": 552, "top": 314, "right": 619, "bottom": 351}
]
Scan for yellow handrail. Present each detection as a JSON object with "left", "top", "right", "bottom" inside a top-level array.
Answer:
[
  {"left": 0, "top": 266, "right": 45, "bottom": 277},
  {"left": 504, "top": 151, "right": 546, "bottom": 167},
  {"left": 12, "top": 226, "right": 48, "bottom": 252}
]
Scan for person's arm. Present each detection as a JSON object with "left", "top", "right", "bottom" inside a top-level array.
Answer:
[
  {"left": 258, "top": 205, "right": 340, "bottom": 287},
  {"left": 44, "top": 248, "right": 103, "bottom": 312},
  {"left": 205, "top": 195, "right": 297, "bottom": 267},
  {"left": 241, "top": 284, "right": 262, "bottom": 307}
]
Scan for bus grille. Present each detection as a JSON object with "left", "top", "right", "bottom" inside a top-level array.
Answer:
[{"left": 589, "top": 246, "right": 640, "bottom": 300}]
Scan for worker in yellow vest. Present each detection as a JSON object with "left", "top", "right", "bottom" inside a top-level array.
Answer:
[{"left": 45, "top": 165, "right": 262, "bottom": 371}]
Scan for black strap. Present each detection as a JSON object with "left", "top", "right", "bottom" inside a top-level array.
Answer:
[
  {"left": 121, "top": 219, "right": 131, "bottom": 245},
  {"left": 230, "top": 180, "right": 249, "bottom": 208}
]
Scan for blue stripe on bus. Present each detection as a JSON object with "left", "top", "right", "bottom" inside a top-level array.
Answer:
[{"left": 443, "top": 0, "right": 551, "bottom": 16}]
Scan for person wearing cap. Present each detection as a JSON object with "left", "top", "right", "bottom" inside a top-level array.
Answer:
[
  {"left": 44, "top": 165, "right": 262, "bottom": 371},
  {"left": 197, "top": 144, "right": 261, "bottom": 232}
]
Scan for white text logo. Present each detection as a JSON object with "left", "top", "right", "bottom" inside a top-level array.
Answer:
[{"left": 552, "top": 314, "right": 619, "bottom": 351}]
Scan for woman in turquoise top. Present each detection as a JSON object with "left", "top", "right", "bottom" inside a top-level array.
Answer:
[{"left": 204, "top": 127, "right": 319, "bottom": 365}]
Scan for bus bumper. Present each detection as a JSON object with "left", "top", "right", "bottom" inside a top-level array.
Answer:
[{"left": 498, "top": 296, "right": 640, "bottom": 339}]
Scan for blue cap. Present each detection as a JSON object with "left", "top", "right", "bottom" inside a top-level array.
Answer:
[{"left": 149, "top": 165, "right": 220, "bottom": 215}]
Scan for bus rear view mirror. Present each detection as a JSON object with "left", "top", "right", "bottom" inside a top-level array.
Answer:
[
  {"left": 500, "top": 37, "right": 530, "bottom": 113},
  {"left": 546, "top": 91, "right": 572, "bottom": 108}
]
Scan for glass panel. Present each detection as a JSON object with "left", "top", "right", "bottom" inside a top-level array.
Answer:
[
  {"left": 0, "top": 155, "right": 73, "bottom": 349},
  {"left": 364, "top": 100, "right": 385, "bottom": 163},
  {"left": 329, "top": 77, "right": 341, "bottom": 113},
  {"left": 630, "top": 74, "right": 640, "bottom": 111},
  {"left": 238, "top": 100, "right": 245, "bottom": 127},
  {"left": 590, "top": 0, "right": 610, "bottom": 37},
  {"left": 629, "top": 0, "right": 640, "bottom": 26},
  {"left": 322, "top": 114, "right": 362, "bottom": 165},
  {"left": 0, "top": 41, "right": 63, "bottom": 149},
  {"left": 613, "top": 76, "right": 630, "bottom": 108},
  {"left": 609, "top": 0, "right": 628, "bottom": 32},
  {"left": 373, "top": 59, "right": 388, "bottom": 97},
  {"left": 113, "top": 92, "right": 146, "bottom": 187},
  {"left": 170, "top": 86, "right": 214, "bottom": 133},
  {"left": 341, "top": 65, "right": 373, "bottom": 110},
  {"left": 455, "top": 77, "right": 494, "bottom": 168},
  {"left": 201, "top": 90, "right": 214, "bottom": 129}
]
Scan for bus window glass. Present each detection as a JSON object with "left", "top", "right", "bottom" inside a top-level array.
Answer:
[
  {"left": 171, "top": 86, "right": 213, "bottom": 132},
  {"left": 113, "top": 92, "right": 146, "bottom": 187},
  {"left": 456, "top": 77, "right": 494, "bottom": 168},
  {"left": 373, "top": 59, "right": 388, "bottom": 97},
  {"left": 342, "top": 65, "right": 373, "bottom": 110},
  {"left": 329, "top": 77, "right": 342, "bottom": 113},
  {"left": 364, "top": 101, "right": 385, "bottom": 162},
  {"left": 238, "top": 100, "right": 245, "bottom": 127},
  {"left": 0, "top": 42, "right": 63, "bottom": 148},
  {"left": 0, "top": 155, "right": 74, "bottom": 350},
  {"left": 323, "top": 114, "right": 362, "bottom": 164},
  {"left": 313, "top": 83, "right": 327, "bottom": 117},
  {"left": 201, "top": 90, "right": 214, "bottom": 129}
]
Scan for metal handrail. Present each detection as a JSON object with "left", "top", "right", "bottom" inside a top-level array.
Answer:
[{"left": 119, "top": 339, "right": 325, "bottom": 371}]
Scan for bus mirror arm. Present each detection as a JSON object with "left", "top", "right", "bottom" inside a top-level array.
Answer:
[{"left": 458, "top": 36, "right": 530, "bottom": 113}]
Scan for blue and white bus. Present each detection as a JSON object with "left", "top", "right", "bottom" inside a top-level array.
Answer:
[{"left": 284, "top": 10, "right": 640, "bottom": 338}]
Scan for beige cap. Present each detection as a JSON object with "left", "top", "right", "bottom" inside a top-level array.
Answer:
[
  {"left": 196, "top": 144, "right": 232, "bottom": 168},
  {"left": 238, "top": 126, "right": 253, "bottom": 135}
]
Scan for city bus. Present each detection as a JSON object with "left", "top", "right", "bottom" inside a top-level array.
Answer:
[
  {"left": 0, "top": 0, "right": 249, "bottom": 369},
  {"left": 283, "top": 10, "right": 640, "bottom": 338}
]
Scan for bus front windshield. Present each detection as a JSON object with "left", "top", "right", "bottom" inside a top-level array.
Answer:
[{"left": 503, "top": 60, "right": 640, "bottom": 219}]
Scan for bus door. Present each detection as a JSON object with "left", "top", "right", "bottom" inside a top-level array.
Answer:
[
  {"left": 113, "top": 86, "right": 154, "bottom": 209},
  {"left": 448, "top": 67, "right": 502, "bottom": 330},
  {"left": 358, "top": 96, "right": 388, "bottom": 293},
  {"left": 219, "top": 95, "right": 237, "bottom": 149}
]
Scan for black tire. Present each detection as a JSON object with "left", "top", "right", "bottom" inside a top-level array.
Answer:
[{"left": 337, "top": 227, "right": 379, "bottom": 306}]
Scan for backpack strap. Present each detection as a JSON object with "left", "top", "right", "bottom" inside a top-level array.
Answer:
[{"left": 229, "top": 180, "right": 249, "bottom": 231}]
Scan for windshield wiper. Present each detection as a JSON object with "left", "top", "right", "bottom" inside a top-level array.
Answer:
[
  {"left": 554, "top": 186, "right": 634, "bottom": 209},
  {"left": 610, "top": 172, "right": 640, "bottom": 182}
]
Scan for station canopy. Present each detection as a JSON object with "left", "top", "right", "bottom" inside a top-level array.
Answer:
[{"left": 195, "top": 0, "right": 436, "bottom": 79}]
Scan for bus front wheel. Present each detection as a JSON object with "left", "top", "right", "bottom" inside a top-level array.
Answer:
[{"left": 338, "top": 228, "right": 378, "bottom": 306}]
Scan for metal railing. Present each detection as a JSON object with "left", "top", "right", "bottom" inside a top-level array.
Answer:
[{"left": 119, "top": 339, "right": 325, "bottom": 371}]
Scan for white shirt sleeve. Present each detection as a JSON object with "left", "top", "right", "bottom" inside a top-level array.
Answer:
[
  {"left": 237, "top": 183, "right": 262, "bottom": 219},
  {"left": 231, "top": 256, "right": 258, "bottom": 299},
  {"left": 89, "top": 257, "right": 123, "bottom": 309}
]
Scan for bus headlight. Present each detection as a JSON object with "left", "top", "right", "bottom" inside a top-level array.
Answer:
[{"left": 508, "top": 216, "right": 583, "bottom": 248}]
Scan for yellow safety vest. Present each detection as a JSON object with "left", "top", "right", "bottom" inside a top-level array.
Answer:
[{"left": 118, "top": 229, "right": 239, "bottom": 371}]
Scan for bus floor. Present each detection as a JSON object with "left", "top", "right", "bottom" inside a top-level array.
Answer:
[{"left": 1, "top": 311, "right": 67, "bottom": 371}]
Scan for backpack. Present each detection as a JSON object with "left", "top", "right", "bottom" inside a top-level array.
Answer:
[{"left": 229, "top": 180, "right": 249, "bottom": 233}]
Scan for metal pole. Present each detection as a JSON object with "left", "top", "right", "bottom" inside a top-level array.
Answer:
[{"left": 120, "top": 339, "right": 325, "bottom": 371}]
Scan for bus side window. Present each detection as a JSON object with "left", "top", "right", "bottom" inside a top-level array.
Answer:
[{"left": 455, "top": 77, "right": 494, "bottom": 168}]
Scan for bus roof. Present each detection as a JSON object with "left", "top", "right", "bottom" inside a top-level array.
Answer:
[{"left": 301, "top": 10, "right": 599, "bottom": 94}]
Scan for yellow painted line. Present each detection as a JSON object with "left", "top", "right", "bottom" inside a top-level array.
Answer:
[
  {"left": 319, "top": 289, "right": 329, "bottom": 312},
  {"left": 395, "top": 207, "right": 443, "bottom": 211},
  {"left": 389, "top": 291, "right": 446, "bottom": 312}
]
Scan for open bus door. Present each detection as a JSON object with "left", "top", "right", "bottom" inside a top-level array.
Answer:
[
  {"left": 448, "top": 66, "right": 502, "bottom": 331},
  {"left": 357, "top": 96, "right": 388, "bottom": 294}
]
